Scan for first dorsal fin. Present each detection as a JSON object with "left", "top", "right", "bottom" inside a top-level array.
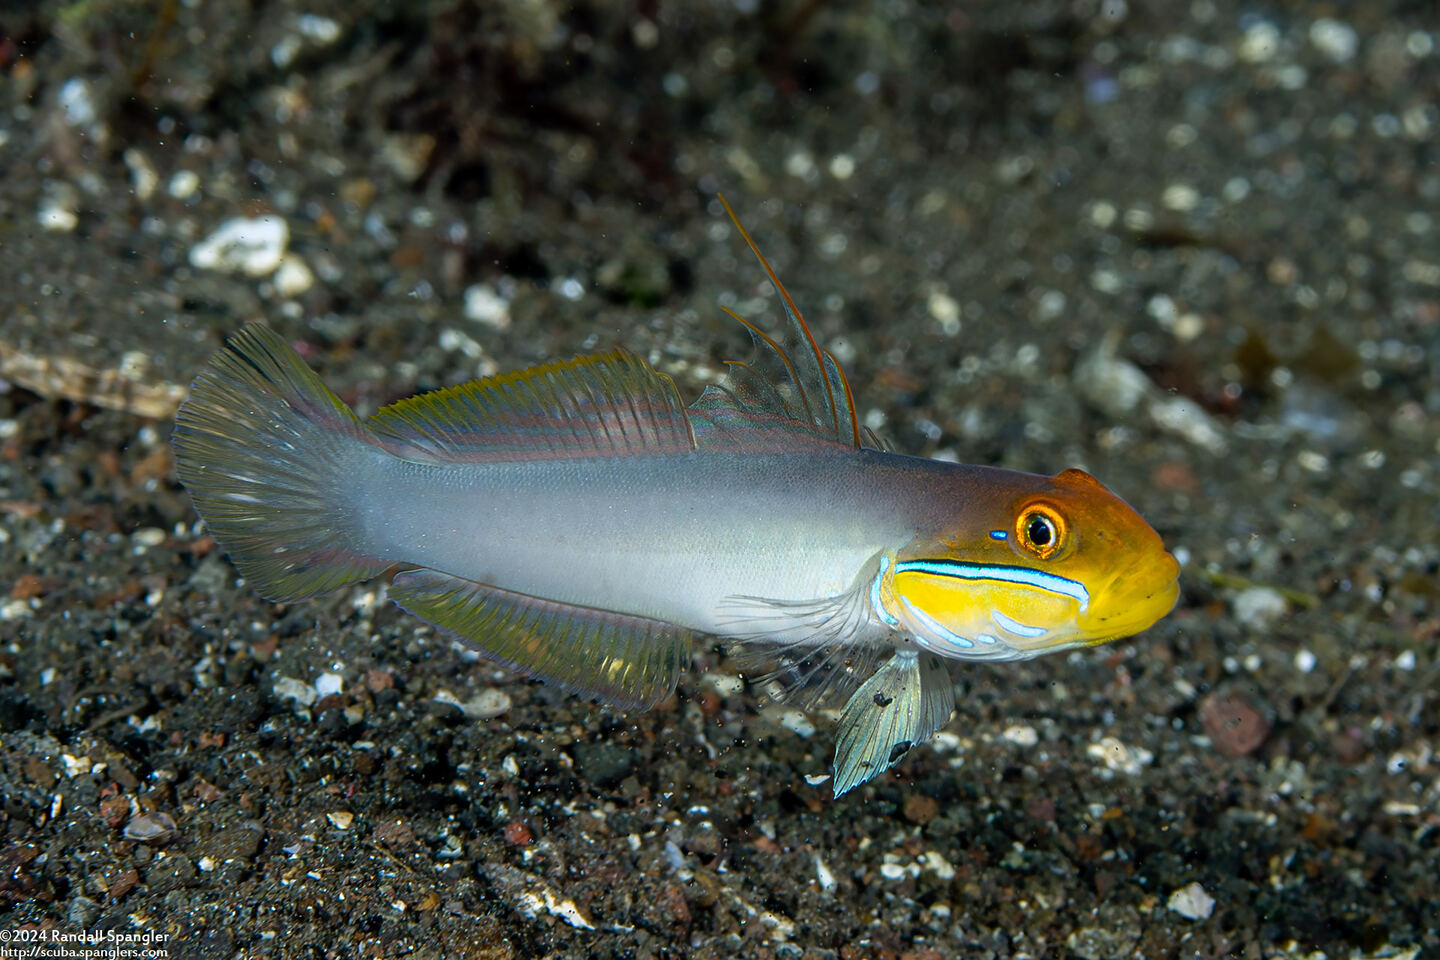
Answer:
[
  {"left": 368, "top": 349, "right": 696, "bottom": 462},
  {"left": 692, "top": 196, "right": 868, "bottom": 452}
]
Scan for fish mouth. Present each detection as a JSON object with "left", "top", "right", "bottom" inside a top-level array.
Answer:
[{"left": 1078, "top": 552, "right": 1181, "bottom": 642}]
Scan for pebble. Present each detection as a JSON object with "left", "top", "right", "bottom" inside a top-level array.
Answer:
[
  {"left": 1073, "top": 334, "right": 1154, "bottom": 418},
  {"left": 169, "top": 170, "right": 200, "bottom": 199},
  {"left": 380, "top": 132, "right": 436, "bottom": 183},
  {"left": 189, "top": 216, "right": 289, "bottom": 276},
  {"left": 902, "top": 793, "right": 939, "bottom": 825},
  {"left": 461, "top": 688, "right": 512, "bottom": 720},
  {"left": 464, "top": 284, "right": 511, "bottom": 329},
  {"left": 1, "top": 600, "right": 33, "bottom": 621},
  {"left": 314, "top": 672, "right": 344, "bottom": 698},
  {"left": 123, "top": 148, "right": 158, "bottom": 201},
  {"left": 571, "top": 742, "right": 635, "bottom": 787},
  {"left": 1002, "top": 724, "right": 1039, "bottom": 747},
  {"left": 130, "top": 527, "right": 166, "bottom": 548},
  {"left": 814, "top": 855, "right": 836, "bottom": 893},
  {"left": 1087, "top": 737, "right": 1153, "bottom": 777},
  {"left": 67, "top": 895, "right": 101, "bottom": 929},
  {"left": 273, "top": 254, "right": 315, "bottom": 298},
  {"left": 197, "top": 822, "right": 264, "bottom": 864},
  {"left": 123, "top": 811, "right": 177, "bottom": 844},
  {"left": 327, "top": 810, "right": 354, "bottom": 830},
  {"left": 1238, "top": 21, "right": 1281, "bottom": 64},
  {"left": 517, "top": 888, "right": 594, "bottom": 930},
  {"left": 1161, "top": 183, "right": 1200, "bottom": 212},
  {"left": 701, "top": 671, "right": 745, "bottom": 696},
  {"left": 271, "top": 14, "right": 343, "bottom": 69},
  {"left": 775, "top": 709, "right": 816, "bottom": 739},
  {"left": 426, "top": 689, "right": 465, "bottom": 716},
  {"left": 297, "top": 13, "right": 342, "bottom": 44},
  {"left": 1167, "top": 881, "right": 1216, "bottom": 920},
  {"left": 927, "top": 289, "right": 960, "bottom": 331},
  {"left": 273, "top": 675, "right": 317, "bottom": 707},
  {"left": 1149, "top": 395, "right": 1227, "bottom": 454},
  {"left": 57, "top": 77, "right": 97, "bottom": 127},
  {"left": 37, "top": 183, "right": 79, "bottom": 233},
  {"left": 1309, "top": 19, "right": 1358, "bottom": 63},
  {"left": 1067, "top": 926, "right": 1135, "bottom": 960},
  {"left": 1232, "top": 586, "right": 1287, "bottom": 628},
  {"left": 921, "top": 850, "right": 955, "bottom": 881},
  {"left": 878, "top": 861, "right": 910, "bottom": 880},
  {"left": 1199, "top": 689, "right": 1271, "bottom": 757}
]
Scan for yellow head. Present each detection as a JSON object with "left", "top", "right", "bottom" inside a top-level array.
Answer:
[{"left": 873, "top": 468, "right": 1179, "bottom": 660}]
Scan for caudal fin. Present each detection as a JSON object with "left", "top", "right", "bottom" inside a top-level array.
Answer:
[{"left": 172, "top": 323, "right": 387, "bottom": 602}]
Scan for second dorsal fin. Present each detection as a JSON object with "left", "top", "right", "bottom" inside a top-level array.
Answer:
[
  {"left": 693, "top": 196, "right": 867, "bottom": 452},
  {"left": 367, "top": 349, "right": 696, "bottom": 462}
]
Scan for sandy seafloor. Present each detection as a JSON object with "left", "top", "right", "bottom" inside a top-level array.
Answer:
[{"left": 0, "top": 1, "right": 1437, "bottom": 957}]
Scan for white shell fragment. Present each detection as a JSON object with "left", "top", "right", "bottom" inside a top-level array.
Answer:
[
  {"left": 190, "top": 216, "right": 290, "bottom": 276},
  {"left": 464, "top": 283, "right": 512, "bottom": 329},
  {"left": 461, "top": 688, "right": 512, "bottom": 719},
  {"left": 517, "top": 887, "right": 595, "bottom": 930},
  {"left": 1232, "top": 586, "right": 1288, "bottom": 629},
  {"left": 1149, "top": 396, "right": 1228, "bottom": 455},
  {"left": 123, "top": 811, "right": 178, "bottom": 843},
  {"left": 1074, "top": 331, "right": 1227, "bottom": 453},
  {"left": 1002, "top": 724, "right": 1039, "bottom": 747},
  {"left": 775, "top": 708, "right": 816, "bottom": 739},
  {"left": 1167, "top": 881, "right": 1217, "bottom": 920},
  {"left": 37, "top": 182, "right": 80, "bottom": 233},
  {"left": 1072, "top": 332, "right": 1155, "bottom": 418},
  {"left": 273, "top": 675, "right": 318, "bottom": 707},
  {"left": 273, "top": 254, "right": 316, "bottom": 298},
  {"left": 1309, "top": 19, "right": 1358, "bottom": 63},
  {"left": 814, "top": 854, "right": 837, "bottom": 893},
  {"left": 57, "top": 77, "right": 98, "bottom": 127},
  {"left": 1087, "top": 736, "right": 1154, "bottom": 777}
]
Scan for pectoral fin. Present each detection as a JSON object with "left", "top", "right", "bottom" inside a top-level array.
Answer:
[
  {"left": 832, "top": 649, "right": 954, "bottom": 796},
  {"left": 389, "top": 568, "right": 691, "bottom": 710}
]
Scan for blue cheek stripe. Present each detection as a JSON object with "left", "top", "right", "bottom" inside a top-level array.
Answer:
[
  {"left": 870, "top": 555, "right": 899, "bottom": 626},
  {"left": 992, "top": 609, "right": 1048, "bottom": 639},
  {"left": 894, "top": 559, "right": 1090, "bottom": 611},
  {"left": 898, "top": 595, "right": 974, "bottom": 650},
  {"left": 989, "top": 530, "right": 1008, "bottom": 540}
]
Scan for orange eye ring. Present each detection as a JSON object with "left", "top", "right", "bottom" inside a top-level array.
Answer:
[{"left": 1015, "top": 503, "right": 1066, "bottom": 560}]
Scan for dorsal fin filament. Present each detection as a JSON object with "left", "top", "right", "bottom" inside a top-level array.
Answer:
[
  {"left": 717, "top": 194, "right": 862, "bottom": 448},
  {"left": 824, "top": 348, "right": 862, "bottom": 446},
  {"left": 717, "top": 303, "right": 817, "bottom": 425}
]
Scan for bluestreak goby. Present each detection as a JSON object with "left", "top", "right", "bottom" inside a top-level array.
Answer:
[{"left": 172, "top": 197, "right": 1180, "bottom": 795}]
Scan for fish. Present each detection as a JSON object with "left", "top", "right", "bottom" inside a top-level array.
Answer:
[{"left": 172, "top": 197, "right": 1181, "bottom": 797}]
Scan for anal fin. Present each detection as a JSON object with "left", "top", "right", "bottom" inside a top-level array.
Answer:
[
  {"left": 832, "top": 650, "right": 954, "bottom": 796},
  {"left": 389, "top": 568, "right": 691, "bottom": 710}
]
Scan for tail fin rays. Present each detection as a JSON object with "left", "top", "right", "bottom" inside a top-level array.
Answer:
[{"left": 172, "top": 323, "right": 386, "bottom": 602}]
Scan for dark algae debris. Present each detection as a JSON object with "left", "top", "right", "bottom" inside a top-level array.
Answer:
[{"left": 1, "top": 1, "right": 1437, "bottom": 957}]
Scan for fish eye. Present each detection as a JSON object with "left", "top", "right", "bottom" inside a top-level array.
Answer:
[{"left": 1016, "top": 504, "right": 1066, "bottom": 560}]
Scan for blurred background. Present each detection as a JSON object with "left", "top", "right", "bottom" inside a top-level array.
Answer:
[{"left": 0, "top": 1, "right": 1435, "bottom": 956}]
